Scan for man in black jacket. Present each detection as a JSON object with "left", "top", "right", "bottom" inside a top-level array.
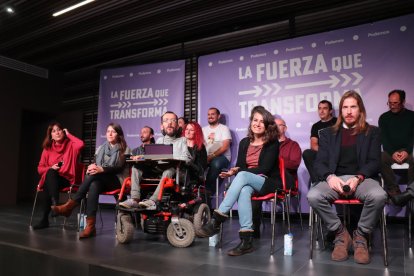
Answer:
[{"left": 307, "top": 91, "right": 387, "bottom": 264}]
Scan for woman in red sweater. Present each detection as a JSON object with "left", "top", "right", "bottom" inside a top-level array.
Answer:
[{"left": 33, "top": 122, "right": 84, "bottom": 229}]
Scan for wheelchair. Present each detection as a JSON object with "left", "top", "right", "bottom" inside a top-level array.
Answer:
[{"left": 115, "top": 167, "right": 210, "bottom": 248}]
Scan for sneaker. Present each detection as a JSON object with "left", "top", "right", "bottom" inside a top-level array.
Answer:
[
  {"left": 138, "top": 199, "right": 156, "bottom": 210},
  {"left": 119, "top": 198, "right": 140, "bottom": 209}
]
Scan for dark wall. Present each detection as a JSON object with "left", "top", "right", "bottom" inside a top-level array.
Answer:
[{"left": 0, "top": 66, "right": 63, "bottom": 205}]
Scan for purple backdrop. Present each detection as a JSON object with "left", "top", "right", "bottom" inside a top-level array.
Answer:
[
  {"left": 97, "top": 60, "right": 185, "bottom": 149},
  {"left": 198, "top": 14, "right": 414, "bottom": 213}
]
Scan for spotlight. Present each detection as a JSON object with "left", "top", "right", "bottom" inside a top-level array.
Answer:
[{"left": 6, "top": 7, "right": 15, "bottom": 14}]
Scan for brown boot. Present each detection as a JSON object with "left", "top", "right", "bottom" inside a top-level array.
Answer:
[
  {"left": 353, "top": 230, "right": 370, "bottom": 264},
  {"left": 79, "top": 216, "right": 96, "bottom": 239},
  {"left": 51, "top": 199, "right": 78, "bottom": 218},
  {"left": 331, "top": 226, "right": 352, "bottom": 261}
]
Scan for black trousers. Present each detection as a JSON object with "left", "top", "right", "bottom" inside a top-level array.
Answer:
[
  {"left": 381, "top": 151, "right": 414, "bottom": 193},
  {"left": 302, "top": 149, "right": 318, "bottom": 184},
  {"left": 39, "top": 169, "right": 70, "bottom": 220},
  {"left": 73, "top": 173, "right": 121, "bottom": 217}
]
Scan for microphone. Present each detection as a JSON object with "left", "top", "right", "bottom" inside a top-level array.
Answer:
[{"left": 342, "top": 185, "right": 351, "bottom": 193}]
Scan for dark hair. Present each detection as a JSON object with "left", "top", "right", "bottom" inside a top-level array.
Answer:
[
  {"left": 319, "top": 100, "right": 333, "bottom": 110},
  {"left": 161, "top": 111, "right": 178, "bottom": 123},
  {"left": 247, "top": 106, "right": 279, "bottom": 143},
  {"left": 42, "top": 121, "right": 67, "bottom": 149},
  {"left": 332, "top": 90, "right": 369, "bottom": 135},
  {"left": 178, "top": 117, "right": 189, "bottom": 124},
  {"left": 208, "top": 107, "right": 220, "bottom": 115},
  {"left": 183, "top": 121, "right": 205, "bottom": 150},
  {"left": 107, "top": 122, "right": 127, "bottom": 158},
  {"left": 143, "top": 126, "right": 155, "bottom": 144},
  {"left": 388, "top": 89, "right": 406, "bottom": 102}
]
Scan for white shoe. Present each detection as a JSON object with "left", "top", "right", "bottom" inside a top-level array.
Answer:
[
  {"left": 138, "top": 199, "right": 156, "bottom": 210},
  {"left": 119, "top": 198, "right": 140, "bottom": 209}
]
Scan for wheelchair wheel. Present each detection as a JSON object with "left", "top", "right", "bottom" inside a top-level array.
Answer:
[
  {"left": 166, "top": 218, "right": 195, "bottom": 248},
  {"left": 193, "top": 203, "right": 210, "bottom": 237},
  {"left": 116, "top": 212, "right": 134, "bottom": 244}
]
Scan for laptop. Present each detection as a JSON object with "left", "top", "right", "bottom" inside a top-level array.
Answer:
[{"left": 143, "top": 144, "right": 173, "bottom": 160}]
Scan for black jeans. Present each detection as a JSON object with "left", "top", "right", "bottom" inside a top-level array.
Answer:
[
  {"left": 73, "top": 173, "right": 121, "bottom": 216},
  {"left": 381, "top": 151, "right": 414, "bottom": 193},
  {"left": 302, "top": 149, "right": 318, "bottom": 184},
  {"left": 39, "top": 169, "right": 70, "bottom": 220}
]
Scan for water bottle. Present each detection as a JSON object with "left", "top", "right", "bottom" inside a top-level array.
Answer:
[
  {"left": 209, "top": 234, "right": 219, "bottom": 247},
  {"left": 284, "top": 233, "right": 293, "bottom": 255},
  {"left": 79, "top": 214, "right": 86, "bottom": 230}
]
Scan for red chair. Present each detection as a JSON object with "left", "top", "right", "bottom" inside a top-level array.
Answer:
[
  {"left": 309, "top": 180, "right": 388, "bottom": 266},
  {"left": 29, "top": 163, "right": 86, "bottom": 227},
  {"left": 251, "top": 157, "right": 302, "bottom": 254}
]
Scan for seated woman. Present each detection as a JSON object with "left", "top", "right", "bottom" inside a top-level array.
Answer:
[
  {"left": 202, "top": 106, "right": 282, "bottom": 256},
  {"left": 33, "top": 122, "right": 84, "bottom": 229},
  {"left": 51, "top": 123, "right": 130, "bottom": 238},
  {"left": 183, "top": 121, "right": 207, "bottom": 186}
]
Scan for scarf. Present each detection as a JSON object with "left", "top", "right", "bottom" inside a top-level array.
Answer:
[{"left": 96, "top": 142, "right": 120, "bottom": 167}]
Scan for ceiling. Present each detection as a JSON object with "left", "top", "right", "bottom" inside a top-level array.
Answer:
[{"left": 1, "top": 0, "right": 414, "bottom": 101}]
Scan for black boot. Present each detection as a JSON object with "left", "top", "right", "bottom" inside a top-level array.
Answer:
[
  {"left": 201, "top": 210, "right": 227, "bottom": 237},
  {"left": 227, "top": 231, "right": 254, "bottom": 256},
  {"left": 391, "top": 191, "right": 413, "bottom": 206},
  {"left": 33, "top": 196, "right": 52, "bottom": 230}
]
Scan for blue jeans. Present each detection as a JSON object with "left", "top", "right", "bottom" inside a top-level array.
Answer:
[
  {"left": 205, "top": 155, "right": 230, "bottom": 194},
  {"left": 218, "top": 171, "right": 266, "bottom": 231}
]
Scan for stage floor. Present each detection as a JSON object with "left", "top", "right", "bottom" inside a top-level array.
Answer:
[{"left": 1, "top": 205, "right": 413, "bottom": 276}]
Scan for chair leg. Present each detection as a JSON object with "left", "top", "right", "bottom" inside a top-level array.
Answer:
[
  {"left": 285, "top": 197, "right": 291, "bottom": 233},
  {"left": 380, "top": 208, "right": 388, "bottom": 266},
  {"left": 309, "top": 207, "right": 315, "bottom": 259},
  {"left": 317, "top": 214, "right": 325, "bottom": 249},
  {"left": 29, "top": 190, "right": 40, "bottom": 227},
  {"left": 409, "top": 200, "right": 412, "bottom": 248},
  {"left": 271, "top": 192, "right": 277, "bottom": 254},
  {"left": 296, "top": 194, "right": 304, "bottom": 230},
  {"left": 215, "top": 178, "right": 219, "bottom": 209},
  {"left": 309, "top": 206, "right": 313, "bottom": 227}
]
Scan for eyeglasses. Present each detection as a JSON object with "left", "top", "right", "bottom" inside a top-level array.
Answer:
[
  {"left": 387, "top": 101, "right": 401, "bottom": 106},
  {"left": 162, "top": 118, "right": 177, "bottom": 123}
]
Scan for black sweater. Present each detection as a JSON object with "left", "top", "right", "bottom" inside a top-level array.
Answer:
[{"left": 236, "top": 137, "right": 282, "bottom": 195}]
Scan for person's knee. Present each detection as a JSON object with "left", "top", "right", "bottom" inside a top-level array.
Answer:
[
  {"left": 210, "top": 158, "right": 225, "bottom": 171},
  {"left": 368, "top": 189, "right": 387, "bottom": 206},
  {"left": 307, "top": 188, "right": 321, "bottom": 207},
  {"left": 302, "top": 149, "right": 315, "bottom": 160},
  {"left": 45, "top": 168, "right": 58, "bottom": 178},
  {"left": 162, "top": 169, "right": 175, "bottom": 178},
  {"left": 236, "top": 171, "right": 249, "bottom": 180}
]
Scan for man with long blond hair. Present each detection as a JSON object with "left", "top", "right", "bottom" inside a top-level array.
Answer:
[{"left": 307, "top": 90, "right": 387, "bottom": 264}]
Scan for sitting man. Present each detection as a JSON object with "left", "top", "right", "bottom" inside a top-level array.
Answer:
[
  {"left": 252, "top": 117, "right": 301, "bottom": 237},
  {"left": 307, "top": 90, "right": 387, "bottom": 264},
  {"left": 302, "top": 100, "right": 337, "bottom": 185},
  {"left": 202, "top": 107, "right": 232, "bottom": 205},
  {"left": 119, "top": 126, "right": 155, "bottom": 208},
  {"left": 378, "top": 89, "right": 414, "bottom": 205},
  {"left": 137, "top": 111, "right": 192, "bottom": 209}
]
